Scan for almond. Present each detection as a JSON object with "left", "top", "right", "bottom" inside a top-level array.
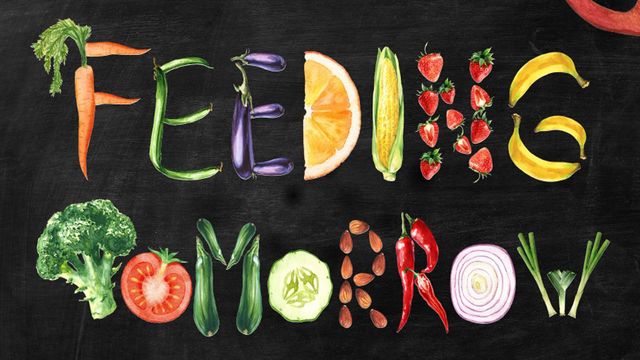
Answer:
[
  {"left": 355, "top": 288, "right": 372, "bottom": 309},
  {"left": 339, "top": 281, "right": 352, "bottom": 304},
  {"left": 371, "top": 252, "right": 385, "bottom": 276},
  {"left": 370, "top": 309, "right": 388, "bottom": 329},
  {"left": 369, "top": 230, "right": 383, "bottom": 253},
  {"left": 339, "top": 230, "right": 353, "bottom": 254},
  {"left": 339, "top": 305, "right": 352, "bottom": 328},
  {"left": 341, "top": 255, "right": 353, "bottom": 279},
  {"left": 353, "top": 272, "right": 375, "bottom": 287},
  {"left": 349, "top": 220, "right": 369, "bottom": 235}
]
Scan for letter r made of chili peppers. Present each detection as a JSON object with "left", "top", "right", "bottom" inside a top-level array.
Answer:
[
  {"left": 230, "top": 50, "right": 293, "bottom": 180},
  {"left": 150, "top": 57, "right": 223, "bottom": 181}
]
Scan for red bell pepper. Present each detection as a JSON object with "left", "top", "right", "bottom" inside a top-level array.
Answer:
[
  {"left": 395, "top": 213, "right": 415, "bottom": 333},
  {"left": 405, "top": 213, "right": 439, "bottom": 273}
]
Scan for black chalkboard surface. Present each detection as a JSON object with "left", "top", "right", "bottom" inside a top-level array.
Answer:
[{"left": 1, "top": 0, "right": 639, "bottom": 359}]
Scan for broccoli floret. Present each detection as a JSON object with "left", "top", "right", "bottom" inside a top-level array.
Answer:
[{"left": 36, "top": 199, "right": 136, "bottom": 319}]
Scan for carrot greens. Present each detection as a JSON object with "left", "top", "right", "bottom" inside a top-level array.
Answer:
[{"left": 32, "top": 19, "right": 91, "bottom": 95}]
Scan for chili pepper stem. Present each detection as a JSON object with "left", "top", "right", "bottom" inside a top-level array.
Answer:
[
  {"left": 404, "top": 213, "right": 414, "bottom": 225},
  {"left": 401, "top": 212, "right": 408, "bottom": 236}
]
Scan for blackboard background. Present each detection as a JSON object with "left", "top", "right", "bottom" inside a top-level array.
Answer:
[{"left": 1, "top": 0, "right": 639, "bottom": 359}]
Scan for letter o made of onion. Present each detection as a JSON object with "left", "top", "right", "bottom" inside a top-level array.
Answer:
[{"left": 450, "top": 244, "right": 516, "bottom": 324}]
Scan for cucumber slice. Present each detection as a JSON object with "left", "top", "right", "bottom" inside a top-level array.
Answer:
[{"left": 268, "top": 250, "right": 332, "bottom": 322}]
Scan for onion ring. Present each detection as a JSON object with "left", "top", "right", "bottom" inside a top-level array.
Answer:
[{"left": 450, "top": 244, "right": 516, "bottom": 324}]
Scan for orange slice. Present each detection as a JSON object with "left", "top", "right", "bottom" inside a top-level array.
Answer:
[{"left": 304, "top": 51, "right": 361, "bottom": 180}]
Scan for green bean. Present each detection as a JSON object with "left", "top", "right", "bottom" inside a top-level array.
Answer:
[
  {"left": 236, "top": 235, "right": 262, "bottom": 335},
  {"left": 226, "top": 223, "right": 257, "bottom": 270},
  {"left": 150, "top": 59, "right": 222, "bottom": 181},
  {"left": 164, "top": 104, "right": 213, "bottom": 126},
  {"left": 193, "top": 237, "right": 220, "bottom": 336},
  {"left": 196, "top": 218, "right": 226, "bottom": 265},
  {"left": 160, "top": 57, "right": 213, "bottom": 73}
]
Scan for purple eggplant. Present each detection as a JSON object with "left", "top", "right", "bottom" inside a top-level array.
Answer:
[
  {"left": 231, "top": 50, "right": 286, "bottom": 72},
  {"left": 253, "top": 158, "right": 294, "bottom": 177},
  {"left": 231, "top": 94, "right": 255, "bottom": 180},
  {"left": 251, "top": 103, "right": 285, "bottom": 119}
]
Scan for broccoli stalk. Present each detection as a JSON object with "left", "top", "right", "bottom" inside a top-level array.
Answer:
[{"left": 36, "top": 199, "right": 136, "bottom": 319}]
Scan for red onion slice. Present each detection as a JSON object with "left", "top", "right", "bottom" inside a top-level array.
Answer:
[{"left": 450, "top": 244, "right": 516, "bottom": 324}]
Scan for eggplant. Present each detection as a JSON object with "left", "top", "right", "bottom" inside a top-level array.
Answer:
[
  {"left": 251, "top": 103, "right": 285, "bottom": 119},
  {"left": 231, "top": 94, "right": 254, "bottom": 180},
  {"left": 253, "top": 158, "right": 294, "bottom": 176},
  {"left": 231, "top": 52, "right": 293, "bottom": 180},
  {"left": 231, "top": 50, "right": 286, "bottom": 72}
]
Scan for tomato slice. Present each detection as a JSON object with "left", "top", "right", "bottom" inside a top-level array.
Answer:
[{"left": 121, "top": 249, "right": 192, "bottom": 323}]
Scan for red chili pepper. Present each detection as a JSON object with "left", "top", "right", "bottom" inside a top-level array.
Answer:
[
  {"left": 405, "top": 213, "right": 439, "bottom": 273},
  {"left": 396, "top": 212, "right": 415, "bottom": 333},
  {"left": 410, "top": 269, "right": 449, "bottom": 333}
]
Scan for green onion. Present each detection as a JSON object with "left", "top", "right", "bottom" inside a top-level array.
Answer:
[
  {"left": 547, "top": 270, "right": 576, "bottom": 316},
  {"left": 568, "top": 232, "right": 610, "bottom": 318},
  {"left": 516, "top": 232, "right": 557, "bottom": 317}
]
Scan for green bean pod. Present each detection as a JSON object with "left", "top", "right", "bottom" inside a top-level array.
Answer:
[
  {"left": 196, "top": 218, "right": 226, "bottom": 265},
  {"left": 164, "top": 104, "right": 213, "bottom": 126},
  {"left": 236, "top": 235, "right": 262, "bottom": 335},
  {"left": 226, "top": 223, "right": 257, "bottom": 269},
  {"left": 193, "top": 237, "right": 220, "bottom": 337}
]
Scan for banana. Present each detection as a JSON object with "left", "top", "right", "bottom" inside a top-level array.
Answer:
[
  {"left": 509, "top": 52, "right": 590, "bottom": 108},
  {"left": 534, "top": 115, "right": 587, "bottom": 160},
  {"left": 509, "top": 114, "right": 581, "bottom": 182}
]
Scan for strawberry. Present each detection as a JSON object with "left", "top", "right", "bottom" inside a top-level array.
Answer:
[
  {"left": 470, "top": 110, "right": 492, "bottom": 144},
  {"left": 418, "top": 84, "right": 439, "bottom": 116},
  {"left": 469, "top": 48, "right": 494, "bottom": 83},
  {"left": 469, "top": 147, "right": 493, "bottom": 183},
  {"left": 470, "top": 85, "right": 492, "bottom": 111},
  {"left": 417, "top": 43, "right": 443, "bottom": 82},
  {"left": 453, "top": 131, "right": 472, "bottom": 155},
  {"left": 439, "top": 78, "right": 455, "bottom": 104},
  {"left": 446, "top": 109, "right": 464, "bottom": 130},
  {"left": 420, "top": 148, "right": 442, "bottom": 180},
  {"left": 417, "top": 116, "right": 439, "bottom": 147}
]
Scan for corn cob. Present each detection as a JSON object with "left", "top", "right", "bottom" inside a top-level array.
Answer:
[{"left": 372, "top": 47, "right": 404, "bottom": 181}]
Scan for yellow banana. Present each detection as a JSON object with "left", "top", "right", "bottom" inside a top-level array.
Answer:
[
  {"left": 509, "top": 114, "right": 581, "bottom": 182},
  {"left": 534, "top": 115, "right": 587, "bottom": 160},
  {"left": 509, "top": 52, "right": 589, "bottom": 107}
]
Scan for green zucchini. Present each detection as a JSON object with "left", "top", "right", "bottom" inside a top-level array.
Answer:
[
  {"left": 226, "top": 223, "right": 257, "bottom": 270},
  {"left": 193, "top": 237, "right": 220, "bottom": 336},
  {"left": 236, "top": 235, "right": 262, "bottom": 335}
]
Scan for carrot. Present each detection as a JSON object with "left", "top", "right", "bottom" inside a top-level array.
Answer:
[
  {"left": 75, "top": 66, "right": 96, "bottom": 180},
  {"left": 86, "top": 42, "right": 150, "bottom": 57},
  {"left": 95, "top": 92, "right": 140, "bottom": 105},
  {"left": 33, "top": 20, "right": 143, "bottom": 180}
]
